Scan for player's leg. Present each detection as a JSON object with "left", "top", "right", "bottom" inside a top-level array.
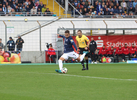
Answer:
[
  {"left": 122, "top": 54, "right": 125, "bottom": 62},
  {"left": 90, "top": 51, "right": 94, "bottom": 63},
  {"left": 55, "top": 53, "right": 68, "bottom": 73},
  {"left": 79, "top": 48, "right": 86, "bottom": 70}
]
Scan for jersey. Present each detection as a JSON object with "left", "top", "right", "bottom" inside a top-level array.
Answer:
[
  {"left": 76, "top": 35, "right": 89, "bottom": 48},
  {"left": 59, "top": 35, "right": 77, "bottom": 53}
]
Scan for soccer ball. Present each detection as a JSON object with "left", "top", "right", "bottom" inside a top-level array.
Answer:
[{"left": 62, "top": 67, "right": 68, "bottom": 74}]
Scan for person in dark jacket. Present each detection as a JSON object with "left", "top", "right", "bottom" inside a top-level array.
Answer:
[
  {"left": 16, "top": 35, "right": 24, "bottom": 53},
  {"left": 89, "top": 37, "right": 97, "bottom": 64},
  {"left": 0, "top": 38, "right": 4, "bottom": 50},
  {"left": 6, "top": 37, "right": 15, "bottom": 52}
]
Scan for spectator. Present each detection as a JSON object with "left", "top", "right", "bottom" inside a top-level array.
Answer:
[
  {"left": 133, "top": 0, "right": 137, "bottom": 8},
  {"left": 15, "top": 6, "right": 20, "bottom": 12},
  {"left": 96, "top": 12, "right": 104, "bottom": 18},
  {"left": 89, "top": 37, "right": 97, "bottom": 64},
  {"left": 82, "top": 2, "right": 87, "bottom": 8},
  {"left": 7, "top": 5, "right": 12, "bottom": 13},
  {"left": 135, "top": 4, "right": 137, "bottom": 14},
  {"left": 8, "top": 0, "right": 13, "bottom": 6},
  {"left": 28, "top": 1, "right": 33, "bottom": 10},
  {"left": 106, "top": 2, "right": 109, "bottom": 8},
  {"left": 83, "top": 8, "right": 88, "bottom": 15},
  {"left": 6, "top": 37, "right": 15, "bottom": 52},
  {"left": 106, "top": 0, "right": 112, "bottom": 5},
  {"left": 47, "top": 44, "right": 56, "bottom": 63},
  {"left": 0, "top": 38, "right": 4, "bottom": 49},
  {"left": 35, "top": 1, "right": 39, "bottom": 8},
  {"left": 26, "top": 5, "right": 30, "bottom": 12},
  {"left": 45, "top": 8, "right": 52, "bottom": 16},
  {"left": 2, "top": 4, "right": 7, "bottom": 14},
  {"left": 113, "top": 6, "right": 118, "bottom": 14},
  {"left": 25, "top": 0, "right": 29, "bottom": 7},
  {"left": 3, "top": 0, "right": 6, "bottom": 5},
  {"left": 22, "top": 6, "right": 26, "bottom": 12},
  {"left": 94, "top": 2, "right": 98, "bottom": 11},
  {"left": 122, "top": 43, "right": 130, "bottom": 62},
  {"left": 104, "top": 8, "right": 110, "bottom": 15},
  {"left": 85, "top": 0, "right": 89, "bottom": 6},
  {"left": 112, "top": 0, "right": 117, "bottom": 6},
  {"left": 0, "top": 4, "right": 2, "bottom": 8},
  {"left": 11, "top": 1, "right": 16, "bottom": 10},
  {"left": 100, "top": 8, "right": 104, "bottom": 15},
  {"left": 42, "top": 4, "right": 47, "bottom": 13},
  {"left": 0, "top": 8, "right": 5, "bottom": 16},
  {"left": 118, "top": 6, "right": 124, "bottom": 14},
  {"left": 16, "top": 35, "right": 24, "bottom": 53},
  {"left": 107, "top": 46, "right": 114, "bottom": 57},
  {"left": 116, "top": 3, "right": 119, "bottom": 8},
  {"left": 74, "top": 0, "right": 78, "bottom": 7},
  {"left": 77, "top": 3, "right": 82, "bottom": 9},
  {"left": 38, "top": 1, "right": 44, "bottom": 12},
  {"left": 31, "top": 6, "right": 37, "bottom": 15},
  {"left": 97, "top": 2, "right": 102, "bottom": 13},
  {"left": 127, "top": 0, "right": 134, "bottom": 13},
  {"left": 102, "top": 2, "right": 105, "bottom": 8},
  {"left": 130, "top": 43, "right": 137, "bottom": 58},
  {"left": 108, "top": 6, "right": 113, "bottom": 12},
  {"left": 98, "top": 45, "right": 107, "bottom": 57},
  {"left": 115, "top": 45, "right": 123, "bottom": 62},
  {"left": 11, "top": 8, "right": 16, "bottom": 15},
  {"left": 121, "top": 0, "right": 127, "bottom": 12},
  {"left": 15, "top": 12, "right": 20, "bottom": 16}
]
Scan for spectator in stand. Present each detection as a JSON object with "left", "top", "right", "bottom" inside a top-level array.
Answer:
[
  {"left": 45, "top": 8, "right": 52, "bottom": 16},
  {"left": 8, "top": 0, "right": 13, "bottom": 6},
  {"left": 102, "top": 2, "right": 105, "bottom": 8},
  {"left": 121, "top": 0, "right": 127, "bottom": 12},
  {"left": 107, "top": 46, "right": 114, "bottom": 57},
  {"left": 97, "top": 2, "right": 102, "bottom": 14},
  {"left": 106, "top": 2, "right": 109, "bottom": 8},
  {"left": 115, "top": 45, "right": 123, "bottom": 62},
  {"left": 0, "top": 8, "right": 5, "bottom": 16},
  {"left": 106, "top": 0, "right": 112, "bottom": 5},
  {"left": 83, "top": 8, "right": 88, "bottom": 15},
  {"left": 74, "top": 0, "right": 78, "bottom": 7},
  {"left": 112, "top": 0, "right": 117, "bottom": 6},
  {"left": 28, "top": 1, "right": 33, "bottom": 10},
  {"left": 31, "top": 6, "right": 37, "bottom": 15},
  {"left": 130, "top": 43, "right": 137, "bottom": 58},
  {"left": 15, "top": 6, "right": 20, "bottom": 12},
  {"left": 38, "top": 1, "right": 44, "bottom": 12},
  {"left": 98, "top": 45, "right": 107, "bottom": 57},
  {"left": 35, "top": 1, "right": 39, "bottom": 9},
  {"left": 25, "top": 0, "right": 29, "bottom": 7},
  {"left": 113, "top": 6, "right": 118, "bottom": 14},
  {"left": 0, "top": 38, "right": 4, "bottom": 50},
  {"left": 42, "top": 4, "right": 47, "bottom": 13},
  {"left": 47, "top": 44, "right": 56, "bottom": 63},
  {"left": 82, "top": 2, "right": 87, "bottom": 8},
  {"left": 118, "top": 6, "right": 124, "bottom": 14},
  {"left": 7, "top": 5, "right": 12, "bottom": 13},
  {"left": 133, "top": 0, "right": 137, "bottom": 8},
  {"left": 16, "top": 35, "right": 24, "bottom": 53},
  {"left": 26, "top": 5, "right": 30, "bottom": 12},
  {"left": 105, "top": 8, "right": 110, "bottom": 15},
  {"left": 0, "top": 3, "right": 2, "bottom": 8},
  {"left": 94, "top": 2, "right": 98, "bottom": 11},
  {"left": 108, "top": 6, "right": 114, "bottom": 12},
  {"left": 77, "top": 3, "right": 82, "bottom": 9},
  {"left": 122, "top": 43, "right": 130, "bottom": 62},
  {"left": 100, "top": 8, "right": 104, "bottom": 15},
  {"left": 116, "top": 3, "right": 119, "bottom": 8},
  {"left": 135, "top": 4, "right": 137, "bottom": 14},
  {"left": 127, "top": 0, "right": 134, "bottom": 13},
  {"left": 15, "top": 12, "right": 20, "bottom": 16},
  {"left": 11, "top": 8, "right": 16, "bottom": 15},
  {"left": 85, "top": 0, "right": 89, "bottom": 6},
  {"left": 2, "top": 4, "right": 7, "bottom": 14},
  {"left": 3, "top": 0, "right": 6, "bottom": 5},
  {"left": 6, "top": 37, "right": 15, "bottom": 52},
  {"left": 11, "top": 1, "right": 16, "bottom": 10},
  {"left": 22, "top": 6, "right": 26, "bottom": 12}
]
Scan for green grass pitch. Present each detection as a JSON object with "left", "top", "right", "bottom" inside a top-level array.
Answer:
[{"left": 0, "top": 63, "right": 137, "bottom": 100}]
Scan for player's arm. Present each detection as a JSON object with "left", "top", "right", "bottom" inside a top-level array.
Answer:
[
  {"left": 70, "top": 39, "right": 77, "bottom": 51},
  {"left": 57, "top": 34, "right": 65, "bottom": 38},
  {"left": 85, "top": 36, "right": 90, "bottom": 49}
]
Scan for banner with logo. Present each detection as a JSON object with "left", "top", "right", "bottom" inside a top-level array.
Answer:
[{"left": 72, "top": 35, "right": 137, "bottom": 49}]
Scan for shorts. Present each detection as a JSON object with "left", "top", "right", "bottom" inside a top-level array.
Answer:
[
  {"left": 61, "top": 51, "right": 79, "bottom": 60},
  {"left": 79, "top": 48, "right": 89, "bottom": 57}
]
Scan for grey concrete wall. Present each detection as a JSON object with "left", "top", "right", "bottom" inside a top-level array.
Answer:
[{"left": 21, "top": 51, "right": 45, "bottom": 63}]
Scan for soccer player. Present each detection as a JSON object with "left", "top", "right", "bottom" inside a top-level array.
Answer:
[
  {"left": 89, "top": 37, "right": 97, "bottom": 64},
  {"left": 76, "top": 30, "right": 90, "bottom": 70},
  {"left": 107, "top": 46, "right": 114, "bottom": 57},
  {"left": 115, "top": 45, "right": 123, "bottom": 62},
  {"left": 55, "top": 30, "right": 87, "bottom": 73},
  {"left": 122, "top": 43, "right": 130, "bottom": 62},
  {"left": 98, "top": 45, "right": 107, "bottom": 57},
  {"left": 130, "top": 43, "right": 136, "bottom": 58}
]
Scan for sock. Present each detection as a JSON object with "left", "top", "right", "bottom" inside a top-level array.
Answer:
[
  {"left": 59, "top": 60, "right": 63, "bottom": 70},
  {"left": 80, "top": 53, "right": 86, "bottom": 62},
  {"left": 86, "top": 59, "right": 88, "bottom": 69},
  {"left": 81, "top": 60, "right": 85, "bottom": 68}
]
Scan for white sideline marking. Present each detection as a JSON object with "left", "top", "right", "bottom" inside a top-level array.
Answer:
[
  {"left": 28, "top": 72, "right": 137, "bottom": 82},
  {"left": 0, "top": 71, "right": 137, "bottom": 82}
]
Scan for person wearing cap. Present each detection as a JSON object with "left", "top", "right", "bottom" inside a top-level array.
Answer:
[
  {"left": 115, "top": 45, "right": 123, "bottom": 62},
  {"left": 122, "top": 43, "right": 130, "bottom": 62},
  {"left": 130, "top": 43, "right": 137, "bottom": 58},
  {"left": 6, "top": 37, "right": 15, "bottom": 52},
  {"left": 0, "top": 38, "right": 4, "bottom": 50},
  {"left": 16, "top": 35, "right": 24, "bottom": 53}
]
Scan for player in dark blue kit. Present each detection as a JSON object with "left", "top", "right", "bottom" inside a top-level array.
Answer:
[{"left": 55, "top": 30, "right": 87, "bottom": 73}]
